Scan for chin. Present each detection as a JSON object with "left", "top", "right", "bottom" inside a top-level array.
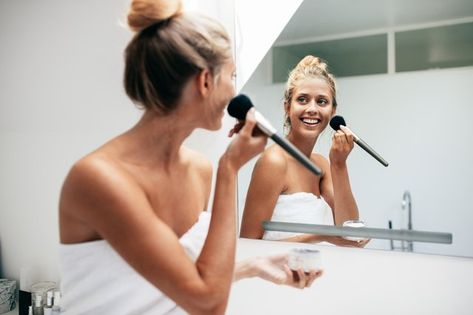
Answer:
[{"left": 299, "top": 128, "right": 321, "bottom": 138}]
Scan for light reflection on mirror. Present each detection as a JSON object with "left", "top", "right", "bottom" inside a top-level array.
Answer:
[{"left": 237, "top": 0, "right": 473, "bottom": 258}]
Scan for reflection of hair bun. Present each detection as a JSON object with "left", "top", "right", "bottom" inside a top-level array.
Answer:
[
  {"left": 127, "top": 0, "right": 183, "bottom": 32},
  {"left": 295, "top": 55, "right": 328, "bottom": 72}
]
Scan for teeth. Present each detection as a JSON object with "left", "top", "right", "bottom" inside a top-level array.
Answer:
[{"left": 302, "top": 118, "right": 320, "bottom": 124}]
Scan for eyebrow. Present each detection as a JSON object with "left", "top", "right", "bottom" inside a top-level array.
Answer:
[{"left": 296, "top": 92, "right": 330, "bottom": 98}]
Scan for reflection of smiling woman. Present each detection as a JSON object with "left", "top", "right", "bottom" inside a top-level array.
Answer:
[{"left": 240, "top": 55, "right": 366, "bottom": 246}]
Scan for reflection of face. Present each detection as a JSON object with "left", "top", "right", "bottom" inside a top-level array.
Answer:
[
  {"left": 286, "top": 77, "right": 335, "bottom": 139},
  {"left": 205, "top": 59, "right": 236, "bottom": 130}
]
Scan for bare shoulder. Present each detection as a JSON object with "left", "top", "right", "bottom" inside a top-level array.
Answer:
[
  {"left": 254, "top": 145, "right": 288, "bottom": 174},
  {"left": 181, "top": 147, "right": 212, "bottom": 180},
  {"left": 60, "top": 152, "right": 143, "bottom": 218},
  {"left": 311, "top": 152, "right": 330, "bottom": 174},
  {"left": 311, "top": 152, "right": 329, "bottom": 167}
]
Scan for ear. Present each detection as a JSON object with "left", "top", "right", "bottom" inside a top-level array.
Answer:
[
  {"left": 284, "top": 101, "right": 291, "bottom": 116},
  {"left": 196, "top": 69, "right": 213, "bottom": 98},
  {"left": 331, "top": 105, "right": 337, "bottom": 117}
]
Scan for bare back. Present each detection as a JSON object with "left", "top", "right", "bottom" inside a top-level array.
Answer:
[{"left": 59, "top": 138, "right": 212, "bottom": 244}]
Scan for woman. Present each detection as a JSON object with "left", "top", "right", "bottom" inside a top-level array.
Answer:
[
  {"left": 58, "top": 1, "right": 322, "bottom": 314},
  {"left": 240, "top": 55, "right": 368, "bottom": 247}
]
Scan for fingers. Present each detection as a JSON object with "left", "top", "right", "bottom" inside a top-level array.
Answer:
[
  {"left": 296, "top": 269, "right": 306, "bottom": 289},
  {"left": 286, "top": 267, "right": 313, "bottom": 289},
  {"left": 306, "top": 269, "right": 323, "bottom": 288},
  {"left": 280, "top": 264, "right": 324, "bottom": 289},
  {"left": 228, "top": 121, "right": 244, "bottom": 137},
  {"left": 339, "top": 125, "right": 354, "bottom": 143},
  {"left": 283, "top": 264, "right": 294, "bottom": 282},
  {"left": 338, "top": 237, "right": 370, "bottom": 248},
  {"left": 356, "top": 238, "right": 371, "bottom": 247},
  {"left": 330, "top": 125, "right": 354, "bottom": 165},
  {"left": 332, "top": 126, "right": 354, "bottom": 148},
  {"left": 296, "top": 268, "right": 324, "bottom": 289},
  {"left": 238, "top": 108, "right": 257, "bottom": 138}
]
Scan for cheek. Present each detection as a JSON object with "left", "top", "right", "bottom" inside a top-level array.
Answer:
[
  {"left": 227, "top": 81, "right": 236, "bottom": 97},
  {"left": 322, "top": 105, "right": 335, "bottom": 116},
  {"left": 222, "top": 82, "right": 235, "bottom": 103},
  {"left": 330, "top": 106, "right": 336, "bottom": 116}
]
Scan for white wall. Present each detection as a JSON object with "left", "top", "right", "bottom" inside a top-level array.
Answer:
[
  {"left": 0, "top": 0, "right": 235, "bottom": 285},
  {"left": 238, "top": 50, "right": 473, "bottom": 257},
  {"left": 0, "top": 0, "right": 135, "bottom": 284}
]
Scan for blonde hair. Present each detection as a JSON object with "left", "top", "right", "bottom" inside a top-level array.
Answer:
[
  {"left": 124, "top": 0, "right": 232, "bottom": 113},
  {"left": 284, "top": 55, "right": 337, "bottom": 107}
]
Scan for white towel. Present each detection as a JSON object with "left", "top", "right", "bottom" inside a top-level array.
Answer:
[
  {"left": 262, "top": 192, "right": 334, "bottom": 241},
  {"left": 59, "top": 211, "right": 211, "bottom": 315}
]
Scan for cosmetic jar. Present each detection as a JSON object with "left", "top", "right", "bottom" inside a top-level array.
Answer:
[
  {"left": 288, "top": 248, "right": 321, "bottom": 273},
  {"left": 342, "top": 219, "right": 366, "bottom": 241}
]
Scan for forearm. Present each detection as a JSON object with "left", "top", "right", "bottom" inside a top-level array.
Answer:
[
  {"left": 233, "top": 258, "right": 258, "bottom": 282},
  {"left": 195, "top": 157, "right": 237, "bottom": 302},
  {"left": 330, "top": 163, "right": 359, "bottom": 225},
  {"left": 280, "top": 233, "right": 327, "bottom": 243}
]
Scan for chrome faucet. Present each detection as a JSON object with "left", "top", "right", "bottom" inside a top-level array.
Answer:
[{"left": 401, "top": 190, "right": 414, "bottom": 252}]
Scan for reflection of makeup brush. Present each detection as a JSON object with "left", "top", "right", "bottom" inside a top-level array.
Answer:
[
  {"left": 228, "top": 94, "right": 322, "bottom": 176},
  {"left": 329, "top": 115, "right": 389, "bottom": 167}
]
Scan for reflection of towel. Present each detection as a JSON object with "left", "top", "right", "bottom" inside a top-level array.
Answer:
[
  {"left": 263, "top": 192, "right": 334, "bottom": 241},
  {"left": 59, "top": 211, "right": 210, "bottom": 315}
]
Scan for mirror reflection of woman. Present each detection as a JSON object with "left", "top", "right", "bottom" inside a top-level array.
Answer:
[{"left": 240, "top": 55, "right": 368, "bottom": 247}]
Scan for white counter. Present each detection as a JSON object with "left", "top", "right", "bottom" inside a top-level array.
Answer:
[{"left": 227, "top": 238, "right": 473, "bottom": 315}]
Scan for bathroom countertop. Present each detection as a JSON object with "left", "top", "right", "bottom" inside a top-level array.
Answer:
[{"left": 227, "top": 238, "right": 473, "bottom": 315}]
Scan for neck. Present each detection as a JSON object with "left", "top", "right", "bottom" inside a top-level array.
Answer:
[
  {"left": 286, "top": 132, "right": 318, "bottom": 157},
  {"left": 118, "top": 109, "right": 197, "bottom": 171}
]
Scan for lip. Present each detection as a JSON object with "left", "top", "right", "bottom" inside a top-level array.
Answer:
[{"left": 300, "top": 117, "right": 321, "bottom": 127}]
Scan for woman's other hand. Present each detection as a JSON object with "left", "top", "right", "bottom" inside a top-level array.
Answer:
[
  {"left": 329, "top": 125, "right": 355, "bottom": 167},
  {"left": 223, "top": 108, "right": 267, "bottom": 171},
  {"left": 325, "top": 235, "right": 370, "bottom": 248},
  {"left": 250, "top": 253, "right": 323, "bottom": 289}
]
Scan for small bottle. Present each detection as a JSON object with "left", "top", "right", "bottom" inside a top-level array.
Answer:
[
  {"left": 51, "top": 291, "right": 61, "bottom": 315},
  {"left": 28, "top": 305, "right": 33, "bottom": 315},
  {"left": 33, "top": 295, "right": 44, "bottom": 315},
  {"left": 31, "top": 281, "right": 56, "bottom": 315},
  {"left": 43, "top": 290, "right": 53, "bottom": 315}
]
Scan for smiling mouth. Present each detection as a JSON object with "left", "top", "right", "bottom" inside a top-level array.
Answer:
[{"left": 300, "top": 118, "right": 320, "bottom": 126}]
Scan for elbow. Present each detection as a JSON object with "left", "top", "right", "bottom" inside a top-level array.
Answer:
[
  {"left": 196, "top": 303, "right": 228, "bottom": 315},
  {"left": 183, "top": 284, "right": 230, "bottom": 315},
  {"left": 239, "top": 226, "right": 264, "bottom": 239}
]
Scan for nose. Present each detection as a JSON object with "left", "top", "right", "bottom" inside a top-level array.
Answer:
[{"left": 306, "top": 99, "right": 318, "bottom": 113}]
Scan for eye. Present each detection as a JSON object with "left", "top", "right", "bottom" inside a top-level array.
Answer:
[
  {"left": 296, "top": 96, "right": 308, "bottom": 104},
  {"left": 317, "top": 98, "right": 329, "bottom": 106}
]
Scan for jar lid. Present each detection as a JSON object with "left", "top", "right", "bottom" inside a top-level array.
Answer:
[
  {"left": 31, "top": 281, "right": 56, "bottom": 294},
  {"left": 343, "top": 220, "right": 366, "bottom": 228}
]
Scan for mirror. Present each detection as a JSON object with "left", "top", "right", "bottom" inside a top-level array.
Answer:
[{"left": 237, "top": 0, "right": 473, "bottom": 257}]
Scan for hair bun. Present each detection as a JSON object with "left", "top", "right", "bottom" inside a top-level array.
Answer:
[
  {"left": 296, "top": 55, "right": 328, "bottom": 72},
  {"left": 127, "top": 0, "right": 183, "bottom": 32}
]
